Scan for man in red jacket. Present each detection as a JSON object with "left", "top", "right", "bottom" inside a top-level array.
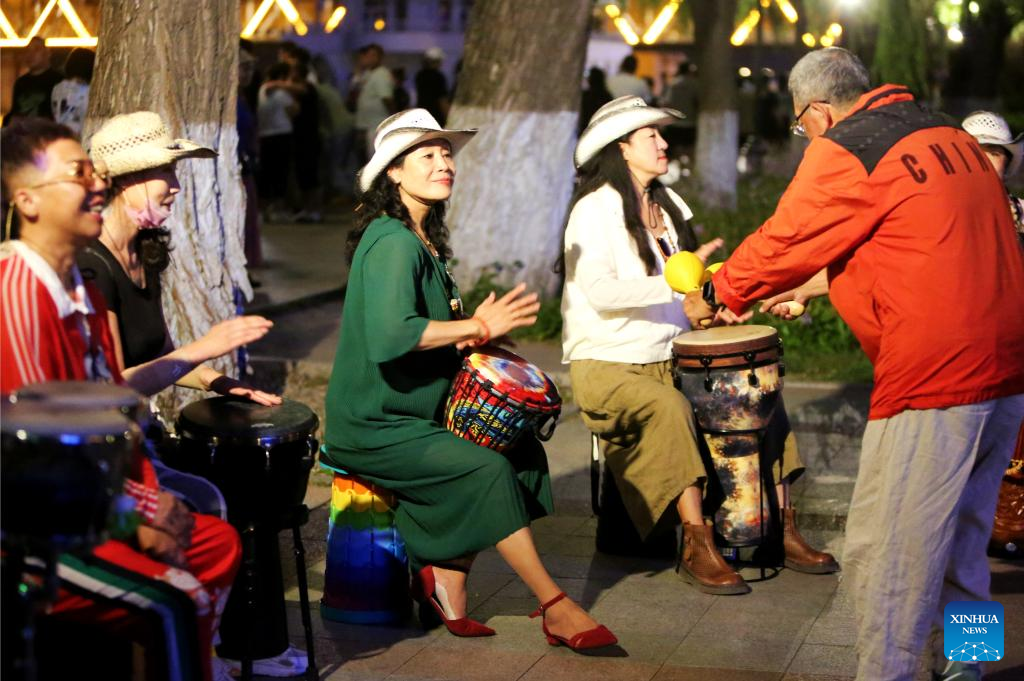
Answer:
[
  {"left": 684, "top": 49, "right": 1024, "bottom": 681},
  {"left": 1, "top": 117, "right": 240, "bottom": 681}
]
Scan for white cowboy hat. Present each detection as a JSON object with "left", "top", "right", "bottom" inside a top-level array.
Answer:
[
  {"left": 575, "top": 96, "right": 683, "bottom": 168},
  {"left": 89, "top": 111, "right": 217, "bottom": 179},
  {"left": 962, "top": 110, "right": 1023, "bottom": 177},
  {"left": 358, "top": 108, "right": 476, "bottom": 193},
  {"left": 425, "top": 46, "right": 445, "bottom": 62}
]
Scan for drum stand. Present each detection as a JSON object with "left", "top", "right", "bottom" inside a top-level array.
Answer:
[{"left": 231, "top": 506, "right": 318, "bottom": 681}]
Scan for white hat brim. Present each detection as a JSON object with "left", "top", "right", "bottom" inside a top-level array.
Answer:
[
  {"left": 358, "top": 128, "right": 476, "bottom": 193},
  {"left": 575, "top": 107, "right": 683, "bottom": 168}
]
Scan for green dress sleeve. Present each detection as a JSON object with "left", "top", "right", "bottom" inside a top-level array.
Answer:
[{"left": 361, "top": 231, "right": 433, "bottom": 363}]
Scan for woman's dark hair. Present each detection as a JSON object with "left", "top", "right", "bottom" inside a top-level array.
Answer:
[
  {"left": 63, "top": 48, "right": 95, "bottom": 82},
  {"left": 345, "top": 148, "right": 450, "bottom": 264},
  {"left": 108, "top": 177, "right": 173, "bottom": 273},
  {"left": 555, "top": 132, "right": 697, "bottom": 276}
]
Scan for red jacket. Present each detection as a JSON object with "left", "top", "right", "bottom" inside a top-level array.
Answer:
[{"left": 715, "top": 85, "right": 1024, "bottom": 419}]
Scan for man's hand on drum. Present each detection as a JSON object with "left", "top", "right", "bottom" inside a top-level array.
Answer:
[
  {"left": 183, "top": 316, "right": 275, "bottom": 364},
  {"left": 682, "top": 291, "right": 752, "bottom": 329},
  {"left": 694, "top": 237, "right": 725, "bottom": 264},
  {"left": 459, "top": 283, "right": 540, "bottom": 350},
  {"left": 209, "top": 375, "right": 283, "bottom": 406},
  {"left": 151, "top": 491, "right": 195, "bottom": 548}
]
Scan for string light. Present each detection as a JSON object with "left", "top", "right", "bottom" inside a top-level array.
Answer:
[
  {"left": 730, "top": 9, "right": 760, "bottom": 46},
  {"left": 642, "top": 2, "right": 681, "bottom": 45},
  {"left": 325, "top": 6, "right": 348, "bottom": 33}
]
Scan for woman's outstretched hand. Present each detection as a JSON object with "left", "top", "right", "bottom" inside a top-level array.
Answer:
[
  {"left": 187, "top": 316, "right": 273, "bottom": 363},
  {"left": 209, "top": 375, "right": 283, "bottom": 406},
  {"left": 470, "top": 283, "right": 540, "bottom": 342}
]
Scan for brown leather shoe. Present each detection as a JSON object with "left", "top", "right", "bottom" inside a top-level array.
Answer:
[
  {"left": 783, "top": 508, "right": 840, "bottom": 574},
  {"left": 677, "top": 522, "right": 750, "bottom": 595}
]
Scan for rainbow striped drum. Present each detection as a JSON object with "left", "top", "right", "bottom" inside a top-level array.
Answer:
[{"left": 320, "top": 471, "right": 410, "bottom": 625}]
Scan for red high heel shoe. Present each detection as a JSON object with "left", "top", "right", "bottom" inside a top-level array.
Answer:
[
  {"left": 529, "top": 592, "right": 618, "bottom": 651},
  {"left": 412, "top": 565, "right": 495, "bottom": 637}
]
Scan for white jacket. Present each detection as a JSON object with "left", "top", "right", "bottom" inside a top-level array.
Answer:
[{"left": 561, "top": 183, "right": 693, "bottom": 364}]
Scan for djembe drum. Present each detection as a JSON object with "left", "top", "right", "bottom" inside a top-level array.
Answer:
[
  {"left": 444, "top": 347, "right": 562, "bottom": 451},
  {"left": 3, "top": 388, "right": 140, "bottom": 681},
  {"left": 167, "top": 397, "right": 318, "bottom": 678},
  {"left": 673, "top": 326, "right": 784, "bottom": 548}
]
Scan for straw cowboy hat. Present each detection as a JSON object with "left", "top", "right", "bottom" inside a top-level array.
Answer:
[
  {"left": 89, "top": 111, "right": 217, "bottom": 179},
  {"left": 962, "top": 110, "right": 1023, "bottom": 177},
  {"left": 575, "top": 95, "right": 683, "bottom": 168},
  {"left": 358, "top": 108, "right": 476, "bottom": 193}
]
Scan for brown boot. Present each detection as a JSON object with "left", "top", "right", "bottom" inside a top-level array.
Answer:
[
  {"left": 677, "top": 522, "right": 750, "bottom": 595},
  {"left": 783, "top": 508, "right": 840, "bottom": 574}
]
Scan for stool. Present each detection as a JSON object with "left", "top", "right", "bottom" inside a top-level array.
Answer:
[{"left": 320, "top": 469, "right": 410, "bottom": 625}]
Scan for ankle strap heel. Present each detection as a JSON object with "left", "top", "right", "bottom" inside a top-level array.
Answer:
[{"left": 529, "top": 592, "right": 567, "bottom": 619}]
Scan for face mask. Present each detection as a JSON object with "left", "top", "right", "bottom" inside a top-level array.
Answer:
[{"left": 125, "top": 198, "right": 172, "bottom": 229}]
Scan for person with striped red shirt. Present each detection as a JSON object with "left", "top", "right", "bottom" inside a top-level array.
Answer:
[{"left": 1, "top": 117, "right": 240, "bottom": 681}]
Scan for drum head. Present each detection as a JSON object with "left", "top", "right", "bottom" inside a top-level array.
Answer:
[
  {"left": 12, "top": 381, "right": 147, "bottom": 417},
  {"left": 672, "top": 325, "right": 779, "bottom": 356},
  {"left": 177, "top": 397, "right": 318, "bottom": 444},
  {"left": 466, "top": 348, "right": 560, "bottom": 408},
  {"left": 2, "top": 401, "right": 136, "bottom": 438}
]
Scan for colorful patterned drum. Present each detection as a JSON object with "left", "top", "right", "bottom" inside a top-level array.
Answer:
[
  {"left": 444, "top": 347, "right": 561, "bottom": 452},
  {"left": 673, "top": 326, "right": 784, "bottom": 547},
  {"left": 321, "top": 471, "right": 410, "bottom": 625}
]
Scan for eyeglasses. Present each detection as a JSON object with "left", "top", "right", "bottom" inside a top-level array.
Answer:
[
  {"left": 790, "top": 101, "right": 828, "bottom": 138},
  {"left": 27, "top": 159, "right": 108, "bottom": 192}
]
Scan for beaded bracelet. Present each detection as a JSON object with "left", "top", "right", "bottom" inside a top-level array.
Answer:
[{"left": 473, "top": 317, "right": 491, "bottom": 346}]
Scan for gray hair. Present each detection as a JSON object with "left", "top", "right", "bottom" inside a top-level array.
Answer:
[{"left": 788, "top": 47, "right": 871, "bottom": 111}]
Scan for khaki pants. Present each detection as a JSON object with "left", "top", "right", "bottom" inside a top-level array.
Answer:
[
  {"left": 843, "top": 394, "right": 1024, "bottom": 681},
  {"left": 571, "top": 359, "right": 804, "bottom": 539}
]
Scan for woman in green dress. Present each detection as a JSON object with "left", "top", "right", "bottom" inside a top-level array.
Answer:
[{"left": 322, "top": 109, "right": 617, "bottom": 652}]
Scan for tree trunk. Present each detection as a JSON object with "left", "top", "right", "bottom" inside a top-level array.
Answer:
[
  {"left": 86, "top": 0, "right": 246, "bottom": 419},
  {"left": 871, "top": 0, "right": 930, "bottom": 97},
  {"left": 692, "top": 0, "right": 739, "bottom": 210},
  {"left": 446, "top": 0, "right": 592, "bottom": 297}
]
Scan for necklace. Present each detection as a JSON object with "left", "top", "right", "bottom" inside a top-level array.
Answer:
[{"left": 411, "top": 228, "right": 463, "bottom": 316}]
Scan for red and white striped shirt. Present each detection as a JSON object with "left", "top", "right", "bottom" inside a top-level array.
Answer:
[{"left": 1, "top": 240, "right": 120, "bottom": 390}]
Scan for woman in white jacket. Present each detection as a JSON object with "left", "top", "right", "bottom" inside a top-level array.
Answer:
[{"left": 560, "top": 97, "right": 838, "bottom": 594}]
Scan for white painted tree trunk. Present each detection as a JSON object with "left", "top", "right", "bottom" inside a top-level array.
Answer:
[
  {"left": 445, "top": 0, "right": 591, "bottom": 298},
  {"left": 86, "top": 0, "right": 245, "bottom": 420},
  {"left": 695, "top": 110, "right": 739, "bottom": 211},
  {"left": 446, "top": 108, "right": 577, "bottom": 296}
]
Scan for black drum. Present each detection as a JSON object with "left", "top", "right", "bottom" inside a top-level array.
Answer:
[
  {"left": 169, "top": 397, "right": 318, "bottom": 524},
  {"left": 167, "top": 396, "right": 318, "bottom": 661},
  {"left": 1, "top": 398, "right": 137, "bottom": 552}
]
